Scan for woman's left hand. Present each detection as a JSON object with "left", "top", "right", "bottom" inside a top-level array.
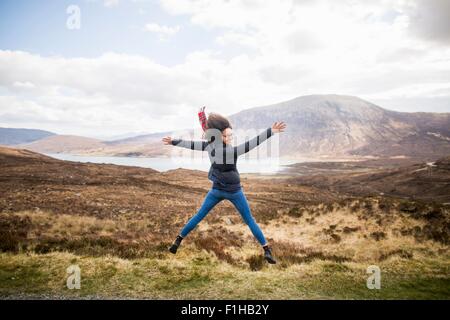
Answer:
[
  {"left": 162, "top": 136, "right": 173, "bottom": 145},
  {"left": 272, "top": 121, "right": 286, "bottom": 133}
]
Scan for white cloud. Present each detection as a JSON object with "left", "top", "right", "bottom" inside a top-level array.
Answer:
[
  {"left": 403, "top": 0, "right": 450, "bottom": 44},
  {"left": 215, "top": 31, "right": 259, "bottom": 49},
  {"left": 104, "top": 0, "right": 119, "bottom": 8},
  {"left": 1, "top": 1, "right": 450, "bottom": 138},
  {"left": 13, "top": 81, "right": 35, "bottom": 89},
  {"left": 158, "top": 0, "right": 450, "bottom": 108},
  {"left": 144, "top": 23, "right": 180, "bottom": 40},
  {"left": 0, "top": 50, "right": 283, "bottom": 137}
]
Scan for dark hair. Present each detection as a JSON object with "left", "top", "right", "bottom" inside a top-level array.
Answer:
[{"left": 206, "top": 113, "right": 232, "bottom": 132}]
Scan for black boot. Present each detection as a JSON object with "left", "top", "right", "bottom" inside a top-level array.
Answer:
[
  {"left": 169, "top": 235, "right": 183, "bottom": 254},
  {"left": 263, "top": 245, "right": 277, "bottom": 264}
]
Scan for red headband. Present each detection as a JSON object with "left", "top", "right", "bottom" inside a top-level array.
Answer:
[{"left": 198, "top": 106, "right": 207, "bottom": 138}]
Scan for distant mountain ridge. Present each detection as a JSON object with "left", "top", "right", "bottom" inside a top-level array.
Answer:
[
  {"left": 3, "top": 94, "right": 450, "bottom": 161},
  {"left": 0, "top": 128, "right": 56, "bottom": 146},
  {"left": 16, "top": 135, "right": 105, "bottom": 154},
  {"left": 229, "top": 94, "right": 450, "bottom": 160}
]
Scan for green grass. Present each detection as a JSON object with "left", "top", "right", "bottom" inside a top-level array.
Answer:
[
  {"left": 1, "top": 200, "right": 448, "bottom": 299},
  {"left": 0, "top": 250, "right": 448, "bottom": 299}
]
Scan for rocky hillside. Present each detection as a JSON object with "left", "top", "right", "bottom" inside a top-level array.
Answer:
[{"left": 229, "top": 94, "right": 450, "bottom": 160}]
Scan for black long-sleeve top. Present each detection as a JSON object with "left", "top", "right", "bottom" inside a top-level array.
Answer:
[{"left": 171, "top": 127, "right": 274, "bottom": 192}]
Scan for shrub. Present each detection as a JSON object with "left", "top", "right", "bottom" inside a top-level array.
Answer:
[{"left": 0, "top": 214, "right": 32, "bottom": 252}]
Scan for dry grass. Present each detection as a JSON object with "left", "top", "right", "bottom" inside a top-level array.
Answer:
[
  {"left": 1, "top": 197, "right": 448, "bottom": 267},
  {"left": 1, "top": 166, "right": 449, "bottom": 298},
  {"left": 1, "top": 147, "right": 449, "bottom": 298},
  {"left": 0, "top": 247, "right": 448, "bottom": 299}
]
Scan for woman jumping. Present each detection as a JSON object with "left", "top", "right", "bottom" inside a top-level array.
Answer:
[{"left": 162, "top": 112, "right": 286, "bottom": 264}]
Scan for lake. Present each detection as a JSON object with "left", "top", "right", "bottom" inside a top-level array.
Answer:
[{"left": 44, "top": 153, "right": 298, "bottom": 174}]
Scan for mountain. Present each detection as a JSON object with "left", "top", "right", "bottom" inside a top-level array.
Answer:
[
  {"left": 0, "top": 127, "right": 56, "bottom": 145},
  {"left": 103, "top": 131, "right": 171, "bottom": 145},
  {"left": 17, "top": 135, "right": 107, "bottom": 154},
  {"left": 4, "top": 94, "right": 450, "bottom": 160},
  {"left": 100, "top": 94, "right": 450, "bottom": 160},
  {"left": 100, "top": 131, "right": 154, "bottom": 141},
  {"left": 17, "top": 132, "right": 177, "bottom": 157},
  {"left": 228, "top": 94, "right": 450, "bottom": 161}
]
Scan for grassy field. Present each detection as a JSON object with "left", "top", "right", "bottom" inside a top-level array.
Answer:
[
  {"left": 1, "top": 197, "right": 449, "bottom": 299},
  {"left": 1, "top": 249, "right": 449, "bottom": 299},
  {"left": 0, "top": 149, "right": 448, "bottom": 299}
]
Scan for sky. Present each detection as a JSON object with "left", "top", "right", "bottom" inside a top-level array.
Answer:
[{"left": 0, "top": 0, "right": 449, "bottom": 139}]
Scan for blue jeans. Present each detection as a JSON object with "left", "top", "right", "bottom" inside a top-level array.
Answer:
[{"left": 180, "top": 188, "right": 268, "bottom": 246}]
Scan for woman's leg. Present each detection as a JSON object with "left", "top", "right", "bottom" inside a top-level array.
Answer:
[
  {"left": 229, "top": 190, "right": 268, "bottom": 246},
  {"left": 179, "top": 189, "right": 223, "bottom": 238}
]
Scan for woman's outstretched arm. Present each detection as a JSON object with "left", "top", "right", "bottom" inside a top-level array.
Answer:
[
  {"left": 235, "top": 121, "right": 286, "bottom": 156},
  {"left": 162, "top": 136, "right": 208, "bottom": 151}
]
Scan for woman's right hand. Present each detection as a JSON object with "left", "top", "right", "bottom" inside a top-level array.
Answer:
[
  {"left": 272, "top": 121, "right": 286, "bottom": 133},
  {"left": 162, "top": 136, "right": 173, "bottom": 145}
]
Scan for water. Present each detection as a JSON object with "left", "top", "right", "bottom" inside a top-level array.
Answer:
[{"left": 44, "top": 153, "right": 297, "bottom": 174}]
